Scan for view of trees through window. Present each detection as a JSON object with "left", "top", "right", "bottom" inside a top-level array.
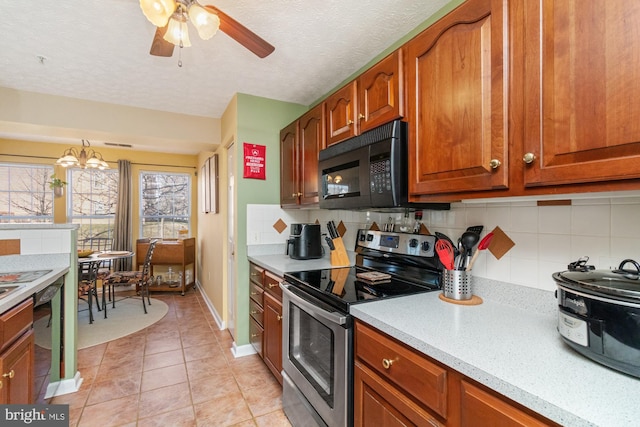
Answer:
[
  {"left": 0, "top": 163, "right": 54, "bottom": 223},
  {"left": 140, "top": 172, "right": 190, "bottom": 239},
  {"left": 68, "top": 168, "right": 119, "bottom": 241}
]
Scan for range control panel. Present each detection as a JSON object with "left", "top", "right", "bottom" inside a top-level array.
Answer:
[{"left": 356, "top": 229, "right": 436, "bottom": 257}]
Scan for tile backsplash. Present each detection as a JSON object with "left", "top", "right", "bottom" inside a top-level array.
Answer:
[{"left": 246, "top": 197, "right": 640, "bottom": 292}]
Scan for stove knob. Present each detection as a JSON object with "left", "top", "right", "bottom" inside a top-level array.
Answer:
[
  {"left": 421, "top": 241, "right": 431, "bottom": 252},
  {"left": 409, "top": 238, "right": 419, "bottom": 248}
]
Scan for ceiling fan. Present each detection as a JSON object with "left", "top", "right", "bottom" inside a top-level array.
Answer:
[{"left": 140, "top": 0, "right": 275, "bottom": 59}]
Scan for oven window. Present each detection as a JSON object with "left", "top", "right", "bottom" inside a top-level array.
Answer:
[
  {"left": 321, "top": 161, "right": 359, "bottom": 198},
  {"left": 289, "top": 302, "right": 335, "bottom": 407}
]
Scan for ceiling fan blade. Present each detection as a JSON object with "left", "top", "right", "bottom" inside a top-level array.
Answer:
[
  {"left": 150, "top": 25, "right": 175, "bottom": 57},
  {"left": 203, "top": 5, "right": 275, "bottom": 58}
]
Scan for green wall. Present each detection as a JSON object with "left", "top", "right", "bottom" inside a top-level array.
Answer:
[{"left": 233, "top": 93, "right": 306, "bottom": 346}]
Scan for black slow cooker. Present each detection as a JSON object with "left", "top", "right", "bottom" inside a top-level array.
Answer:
[{"left": 554, "top": 258, "right": 640, "bottom": 378}]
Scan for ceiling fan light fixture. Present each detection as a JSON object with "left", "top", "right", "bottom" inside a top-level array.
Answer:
[
  {"left": 139, "top": 0, "right": 177, "bottom": 27},
  {"left": 188, "top": 3, "right": 220, "bottom": 40},
  {"left": 164, "top": 14, "right": 192, "bottom": 47}
]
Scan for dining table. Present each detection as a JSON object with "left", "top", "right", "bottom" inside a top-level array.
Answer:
[{"left": 77, "top": 250, "right": 134, "bottom": 322}]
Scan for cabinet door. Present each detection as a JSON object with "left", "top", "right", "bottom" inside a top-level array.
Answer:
[
  {"left": 460, "top": 380, "right": 551, "bottom": 427},
  {"left": 522, "top": 0, "right": 640, "bottom": 187},
  {"left": 326, "top": 81, "right": 358, "bottom": 146},
  {"left": 354, "top": 362, "right": 444, "bottom": 427},
  {"left": 280, "top": 121, "right": 299, "bottom": 207},
  {"left": 249, "top": 317, "right": 263, "bottom": 358},
  {"left": 263, "top": 292, "right": 283, "bottom": 385},
  {"left": 0, "top": 329, "right": 34, "bottom": 404},
  {"left": 407, "top": 0, "right": 508, "bottom": 196},
  {"left": 298, "top": 104, "right": 325, "bottom": 205},
  {"left": 359, "top": 50, "right": 404, "bottom": 133}
]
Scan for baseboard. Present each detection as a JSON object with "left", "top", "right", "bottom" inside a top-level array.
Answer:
[
  {"left": 196, "top": 280, "right": 225, "bottom": 330},
  {"left": 45, "top": 371, "right": 83, "bottom": 399},
  {"left": 231, "top": 341, "right": 257, "bottom": 358}
]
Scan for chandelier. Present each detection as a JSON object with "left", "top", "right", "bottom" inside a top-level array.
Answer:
[
  {"left": 55, "top": 140, "right": 110, "bottom": 170},
  {"left": 139, "top": 0, "right": 221, "bottom": 47}
]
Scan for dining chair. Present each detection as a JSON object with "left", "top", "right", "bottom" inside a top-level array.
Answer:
[
  {"left": 78, "top": 259, "right": 105, "bottom": 324},
  {"left": 80, "top": 236, "right": 114, "bottom": 278},
  {"left": 102, "top": 240, "right": 157, "bottom": 314}
]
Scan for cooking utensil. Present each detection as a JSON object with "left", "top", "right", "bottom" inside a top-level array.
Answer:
[
  {"left": 466, "top": 232, "right": 494, "bottom": 271},
  {"left": 460, "top": 231, "right": 480, "bottom": 269},
  {"left": 435, "top": 240, "right": 455, "bottom": 270},
  {"left": 327, "top": 221, "right": 339, "bottom": 238},
  {"left": 435, "top": 232, "right": 460, "bottom": 257},
  {"left": 465, "top": 225, "right": 484, "bottom": 236}
]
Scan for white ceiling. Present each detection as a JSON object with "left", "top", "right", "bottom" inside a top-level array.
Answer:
[{"left": 0, "top": 0, "right": 450, "bottom": 149}]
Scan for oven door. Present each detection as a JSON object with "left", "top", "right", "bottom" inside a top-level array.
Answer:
[{"left": 281, "top": 283, "right": 352, "bottom": 427}]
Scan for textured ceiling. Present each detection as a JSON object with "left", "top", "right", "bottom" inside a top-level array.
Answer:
[{"left": 0, "top": 0, "right": 450, "bottom": 148}]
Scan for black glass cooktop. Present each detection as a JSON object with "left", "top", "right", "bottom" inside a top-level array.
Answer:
[{"left": 284, "top": 267, "right": 439, "bottom": 313}]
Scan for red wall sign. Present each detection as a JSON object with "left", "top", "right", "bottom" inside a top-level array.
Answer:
[{"left": 243, "top": 143, "right": 266, "bottom": 180}]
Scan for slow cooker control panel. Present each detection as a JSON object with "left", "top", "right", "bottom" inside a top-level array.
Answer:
[{"left": 558, "top": 311, "right": 588, "bottom": 347}]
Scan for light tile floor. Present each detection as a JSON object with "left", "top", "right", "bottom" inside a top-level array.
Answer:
[{"left": 34, "top": 288, "right": 292, "bottom": 427}]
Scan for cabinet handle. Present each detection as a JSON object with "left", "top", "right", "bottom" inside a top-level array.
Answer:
[
  {"left": 268, "top": 283, "right": 279, "bottom": 288},
  {"left": 292, "top": 193, "right": 298, "bottom": 198},
  {"left": 2, "top": 370, "right": 14, "bottom": 379},
  {"left": 251, "top": 333, "right": 261, "bottom": 338},
  {"left": 489, "top": 159, "right": 501, "bottom": 169},
  {"left": 347, "top": 119, "right": 354, "bottom": 125},
  {"left": 523, "top": 152, "right": 536, "bottom": 164},
  {"left": 382, "top": 358, "right": 394, "bottom": 369},
  {"left": 358, "top": 113, "right": 365, "bottom": 120},
  {"left": 250, "top": 273, "right": 260, "bottom": 277},
  {"left": 250, "top": 292, "right": 259, "bottom": 296},
  {"left": 250, "top": 310, "right": 260, "bottom": 315},
  {"left": 277, "top": 314, "right": 282, "bottom": 321}
]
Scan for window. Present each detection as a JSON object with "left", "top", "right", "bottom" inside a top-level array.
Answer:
[
  {"left": 0, "top": 163, "right": 54, "bottom": 223},
  {"left": 140, "top": 172, "right": 190, "bottom": 239},
  {"left": 68, "top": 168, "right": 119, "bottom": 241}
]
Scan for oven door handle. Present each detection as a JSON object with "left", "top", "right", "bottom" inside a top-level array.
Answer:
[{"left": 280, "top": 283, "right": 349, "bottom": 326}]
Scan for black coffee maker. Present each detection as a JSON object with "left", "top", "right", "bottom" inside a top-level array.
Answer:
[{"left": 287, "top": 223, "right": 323, "bottom": 260}]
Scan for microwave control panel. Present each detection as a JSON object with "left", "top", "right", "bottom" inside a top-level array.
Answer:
[
  {"left": 370, "top": 158, "right": 392, "bottom": 194},
  {"left": 357, "top": 229, "right": 436, "bottom": 257}
]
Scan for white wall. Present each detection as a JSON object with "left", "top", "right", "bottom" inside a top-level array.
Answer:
[{"left": 247, "top": 195, "right": 640, "bottom": 293}]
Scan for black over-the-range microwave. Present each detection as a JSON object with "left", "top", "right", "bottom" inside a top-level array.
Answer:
[{"left": 318, "top": 120, "right": 450, "bottom": 211}]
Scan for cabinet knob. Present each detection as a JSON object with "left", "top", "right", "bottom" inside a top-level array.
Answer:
[
  {"left": 523, "top": 152, "right": 536, "bottom": 164},
  {"left": 297, "top": 192, "right": 303, "bottom": 197},
  {"left": 292, "top": 193, "right": 298, "bottom": 198},
  {"left": 382, "top": 358, "right": 394, "bottom": 369},
  {"left": 489, "top": 159, "right": 501, "bottom": 169},
  {"left": 358, "top": 113, "right": 365, "bottom": 120},
  {"left": 347, "top": 119, "right": 354, "bottom": 125},
  {"left": 2, "top": 370, "right": 14, "bottom": 379},
  {"left": 277, "top": 314, "right": 282, "bottom": 321}
]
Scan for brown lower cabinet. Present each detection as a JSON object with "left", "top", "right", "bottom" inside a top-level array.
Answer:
[
  {"left": 0, "top": 298, "right": 34, "bottom": 404},
  {"left": 354, "top": 320, "right": 558, "bottom": 427},
  {"left": 249, "top": 263, "right": 283, "bottom": 384}
]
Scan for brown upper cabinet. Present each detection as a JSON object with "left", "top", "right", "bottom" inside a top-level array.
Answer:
[
  {"left": 520, "top": 0, "right": 640, "bottom": 188},
  {"left": 326, "top": 50, "right": 405, "bottom": 146},
  {"left": 280, "top": 103, "right": 325, "bottom": 207},
  {"left": 406, "top": 0, "right": 509, "bottom": 196}
]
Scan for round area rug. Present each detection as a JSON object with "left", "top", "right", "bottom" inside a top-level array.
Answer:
[{"left": 34, "top": 297, "right": 169, "bottom": 350}]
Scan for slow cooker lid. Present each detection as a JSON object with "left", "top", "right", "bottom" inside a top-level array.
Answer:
[{"left": 555, "top": 259, "right": 640, "bottom": 300}]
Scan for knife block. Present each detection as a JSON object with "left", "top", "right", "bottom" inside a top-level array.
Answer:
[{"left": 330, "top": 237, "right": 350, "bottom": 266}]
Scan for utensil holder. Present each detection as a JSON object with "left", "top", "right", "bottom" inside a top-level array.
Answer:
[{"left": 443, "top": 270, "right": 472, "bottom": 300}]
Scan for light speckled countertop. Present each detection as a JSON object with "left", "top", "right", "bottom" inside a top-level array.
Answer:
[
  {"left": 0, "top": 254, "right": 70, "bottom": 313},
  {"left": 248, "top": 249, "right": 639, "bottom": 427},
  {"left": 350, "top": 279, "right": 640, "bottom": 427}
]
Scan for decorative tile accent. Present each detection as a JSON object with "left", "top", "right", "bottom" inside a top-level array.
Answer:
[
  {"left": 273, "top": 219, "right": 287, "bottom": 234},
  {"left": 314, "top": 219, "right": 320, "bottom": 224},
  {"left": 337, "top": 221, "right": 347, "bottom": 237},
  {"left": 0, "top": 239, "right": 20, "bottom": 256}
]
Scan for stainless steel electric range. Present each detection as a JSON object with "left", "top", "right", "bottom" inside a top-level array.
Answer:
[{"left": 280, "top": 229, "right": 443, "bottom": 427}]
